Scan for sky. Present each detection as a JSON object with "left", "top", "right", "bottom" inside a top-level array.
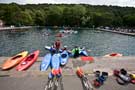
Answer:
[{"left": 0, "top": 0, "right": 135, "bottom": 7}]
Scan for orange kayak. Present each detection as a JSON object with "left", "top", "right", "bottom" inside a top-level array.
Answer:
[{"left": 2, "top": 51, "right": 28, "bottom": 70}]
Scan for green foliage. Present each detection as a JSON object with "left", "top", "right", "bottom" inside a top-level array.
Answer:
[
  {"left": 123, "top": 14, "right": 135, "bottom": 27},
  {"left": 0, "top": 3, "right": 135, "bottom": 28},
  {"left": 34, "top": 10, "right": 46, "bottom": 26},
  {"left": 46, "top": 6, "right": 63, "bottom": 26},
  {"left": 14, "top": 11, "right": 33, "bottom": 26}
]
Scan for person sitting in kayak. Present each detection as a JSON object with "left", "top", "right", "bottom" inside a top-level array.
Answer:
[
  {"left": 62, "top": 46, "right": 67, "bottom": 51},
  {"left": 79, "top": 47, "right": 89, "bottom": 56},
  {"left": 61, "top": 45, "right": 71, "bottom": 54},
  {"left": 54, "top": 39, "right": 61, "bottom": 53},
  {"left": 72, "top": 46, "right": 80, "bottom": 58}
]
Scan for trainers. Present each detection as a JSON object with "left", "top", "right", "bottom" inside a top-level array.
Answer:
[
  {"left": 102, "top": 72, "right": 108, "bottom": 80},
  {"left": 93, "top": 79, "right": 101, "bottom": 87},
  {"left": 119, "top": 73, "right": 131, "bottom": 82},
  {"left": 94, "top": 71, "right": 100, "bottom": 77},
  {"left": 120, "top": 69, "right": 127, "bottom": 75}
]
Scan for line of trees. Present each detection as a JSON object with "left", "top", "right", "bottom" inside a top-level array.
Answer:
[{"left": 0, "top": 3, "right": 135, "bottom": 28}]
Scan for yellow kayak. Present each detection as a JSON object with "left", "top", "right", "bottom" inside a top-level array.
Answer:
[
  {"left": 131, "top": 74, "right": 135, "bottom": 79},
  {"left": 2, "top": 51, "right": 28, "bottom": 70}
]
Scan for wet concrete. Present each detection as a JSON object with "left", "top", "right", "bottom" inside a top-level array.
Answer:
[
  {"left": 0, "top": 75, "right": 135, "bottom": 90},
  {"left": 1, "top": 56, "right": 135, "bottom": 76},
  {"left": 0, "top": 56, "right": 135, "bottom": 90}
]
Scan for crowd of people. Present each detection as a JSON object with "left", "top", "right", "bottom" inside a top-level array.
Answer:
[{"left": 48, "top": 39, "right": 87, "bottom": 58}]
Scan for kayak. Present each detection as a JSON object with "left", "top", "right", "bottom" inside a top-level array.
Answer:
[
  {"left": 16, "top": 50, "right": 40, "bottom": 71},
  {"left": 2, "top": 51, "right": 28, "bottom": 70},
  {"left": 80, "top": 56, "right": 94, "bottom": 62},
  {"left": 40, "top": 53, "right": 52, "bottom": 71},
  {"left": 44, "top": 45, "right": 62, "bottom": 52},
  {"left": 60, "top": 50, "right": 69, "bottom": 65},
  {"left": 104, "top": 53, "right": 123, "bottom": 57},
  {"left": 79, "top": 50, "right": 88, "bottom": 56},
  {"left": 51, "top": 54, "right": 60, "bottom": 69}
]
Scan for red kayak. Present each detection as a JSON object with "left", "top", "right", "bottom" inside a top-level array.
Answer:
[
  {"left": 81, "top": 56, "right": 94, "bottom": 62},
  {"left": 104, "top": 53, "right": 123, "bottom": 57},
  {"left": 16, "top": 50, "right": 40, "bottom": 71}
]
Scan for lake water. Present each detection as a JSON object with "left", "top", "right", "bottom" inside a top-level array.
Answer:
[{"left": 0, "top": 27, "right": 135, "bottom": 56}]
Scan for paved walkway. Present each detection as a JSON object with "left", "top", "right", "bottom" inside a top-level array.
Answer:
[
  {"left": 0, "top": 56, "right": 135, "bottom": 90},
  {"left": 0, "top": 75, "right": 135, "bottom": 90},
  {"left": 0, "top": 56, "right": 135, "bottom": 76},
  {"left": 97, "top": 29, "right": 135, "bottom": 36}
]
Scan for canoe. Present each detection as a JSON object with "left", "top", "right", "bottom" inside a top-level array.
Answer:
[
  {"left": 40, "top": 53, "right": 52, "bottom": 71},
  {"left": 44, "top": 45, "right": 62, "bottom": 52},
  {"left": 51, "top": 54, "right": 60, "bottom": 69},
  {"left": 79, "top": 50, "right": 88, "bottom": 56},
  {"left": 2, "top": 51, "right": 28, "bottom": 70},
  {"left": 60, "top": 50, "right": 69, "bottom": 65},
  {"left": 16, "top": 50, "right": 40, "bottom": 71},
  {"left": 104, "top": 53, "right": 123, "bottom": 57},
  {"left": 81, "top": 56, "right": 94, "bottom": 62}
]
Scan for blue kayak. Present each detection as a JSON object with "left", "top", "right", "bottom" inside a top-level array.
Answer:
[
  {"left": 45, "top": 45, "right": 62, "bottom": 52},
  {"left": 60, "top": 50, "right": 69, "bottom": 65},
  {"left": 79, "top": 50, "right": 88, "bottom": 56},
  {"left": 51, "top": 54, "right": 60, "bottom": 69},
  {"left": 40, "top": 53, "right": 52, "bottom": 71}
]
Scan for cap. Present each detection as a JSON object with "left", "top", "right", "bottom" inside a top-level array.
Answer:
[{"left": 64, "top": 46, "right": 67, "bottom": 48}]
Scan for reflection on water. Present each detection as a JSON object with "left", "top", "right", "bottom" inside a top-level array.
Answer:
[{"left": 0, "top": 28, "right": 135, "bottom": 56}]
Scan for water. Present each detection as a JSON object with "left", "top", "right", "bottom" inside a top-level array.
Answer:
[{"left": 0, "top": 27, "right": 135, "bottom": 56}]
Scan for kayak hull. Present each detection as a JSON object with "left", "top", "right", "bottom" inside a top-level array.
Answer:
[
  {"left": 51, "top": 54, "right": 60, "bottom": 69},
  {"left": 2, "top": 51, "right": 28, "bottom": 70},
  {"left": 16, "top": 50, "right": 40, "bottom": 71},
  {"left": 40, "top": 53, "right": 52, "bottom": 71},
  {"left": 104, "top": 53, "right": 123, "bottom": 57},
  {"left": 60, "top": 50, "right": 69, "bottom": 65}
]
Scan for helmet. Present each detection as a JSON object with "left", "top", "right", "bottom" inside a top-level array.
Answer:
[{"left": 64, "top": 46, "right": 67, "bottom": 48}]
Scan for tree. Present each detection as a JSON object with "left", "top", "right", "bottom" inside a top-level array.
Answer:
[
  {"left": 14, "top": 11, "right": 33, "bottom": 26},
  {"left": 71, "top": 5, "right": 86, "bottom": 26},
  {"left": 46, "top": 6, "right": 63, "bottom": 26},
  {"left": 34, "top": 10, "right": 46, "bottom": 26},
  {"left": 2, "top": 3, "right": 21, "bottom": 25},
  {"left": 123, "top": 14, "right": 135, "bottom": 27}
]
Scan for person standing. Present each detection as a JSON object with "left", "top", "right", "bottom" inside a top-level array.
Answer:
[{"left": 54, "top": 39, "right": 61, "bottom": 53}]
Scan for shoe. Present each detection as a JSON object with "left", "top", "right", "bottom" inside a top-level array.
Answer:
[
  {"left": 93, "top": 79, "right": 101, "bottom": 87},
  {"left": 131, "top": 79, "right": 135, "bottom": 84},
  {"left": 116, "top": 77, "right": 127, "bottom": 85},
  {"left": 113, "top": 69, "right": 120, "bottom": 77},
  {"left": 102, "top": 72, "right": 108, "bottom": 80},
  {"left": 119, "top": 73, "right": 131, "bottom": 83},
  {"left": 120, "top": 69, "right": 127, "bottom": 75},
  {"left": 98, "top": 75, "right": 105, "bottom": 84},
  {"left": 94, "top": 71, "right": 100, "bottom": 77}
]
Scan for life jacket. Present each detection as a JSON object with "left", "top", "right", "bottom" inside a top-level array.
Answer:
[
  {"left": 55, "top": 41, "right": 61, "bottom": 49},
  {"left": 72, "top": 48, "right": 79, "bottom": 56}
]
